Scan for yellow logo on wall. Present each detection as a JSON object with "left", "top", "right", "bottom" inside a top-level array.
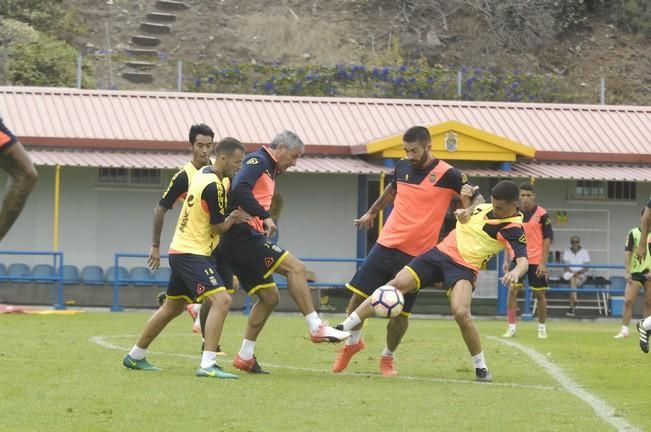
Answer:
[{"left": 445, "top": 132, "right": 458, "bottom": 152}]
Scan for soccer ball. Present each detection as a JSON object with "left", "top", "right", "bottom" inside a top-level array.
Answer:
[{"left": 370, "top": 286, "right": 404, "bottom": 318}]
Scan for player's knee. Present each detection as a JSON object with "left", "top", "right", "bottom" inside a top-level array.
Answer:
[
  {"left": 163, "top": 300, "right": 186, "bottom": 316},
  {"left": 285, "top": 260, "right": 306, "bottom": 277},
  {"left": 624, "top": 297, "right": 635, "bottom": 307},
  {"left": 209, "top": 292, "right": 231, "bottom": 309},
  {"left": 451, "top": 305, "right": 471, "bottom": 323},
  {"left": 260, "top": 288, "right": 279, "bottom": 307}
]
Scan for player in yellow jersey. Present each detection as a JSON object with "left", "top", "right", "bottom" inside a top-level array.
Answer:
[
  {"left": 149, "top": 124, "right": 236, "bottom": 342},
  {"left": 337, "top": 180, "right": 528, "bottom": 382},
  {"left": 148, "top": 123, "right": 215, "bottom": 269},
  {"left": 123, "top": 138, "right": 250, "bottom": 379}
]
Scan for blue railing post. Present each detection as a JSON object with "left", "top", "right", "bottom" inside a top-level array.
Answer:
[
  {"left": 53, "top": 252, "right": 66, "bottom": 310},
  {"left": 243, "top": 295, "right": 252, "bottom": 315},
  {"left": 111, "top": 253, "right": 123, "bottom": 312}
]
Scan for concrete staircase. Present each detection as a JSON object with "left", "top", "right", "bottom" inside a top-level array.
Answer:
[{"left": 121, "top": 0, "right": 190, "bottom": 85}]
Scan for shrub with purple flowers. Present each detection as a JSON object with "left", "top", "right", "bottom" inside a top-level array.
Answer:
[{"left": 187, "top": 62, "right": 571, "bottom": 103}]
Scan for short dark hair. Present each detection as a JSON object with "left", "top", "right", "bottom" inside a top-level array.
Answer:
[
  {"left": 491, "top": 180, "right": 520, "bottom": 202},
  {"left": 215, "top": 137, "right": 245, "bottom": 155},
  {"left": 519, "top": 182, "right": 534, "bottom": 192},
  {"left": 189, "top": 123, "right": 215, "bottom": 145},
  {"left": 403, "top": 126, "right": 431, "bottom": 145}
]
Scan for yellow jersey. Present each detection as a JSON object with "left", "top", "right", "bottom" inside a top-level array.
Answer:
[
  {"left": 437, "top": 203, "right": 526, "bottom": 272},
  {"left": 160, "top": 159, "right": 223, "bottom": 209},
  {"left": 169, "top": 166, "right": 229, "bottom": 256}
]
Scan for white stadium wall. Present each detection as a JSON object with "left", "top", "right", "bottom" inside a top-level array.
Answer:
[
  {"left": 0, "top": 167, "right": 360, "bottom": 284},
  {"left": 2, "top": 167, "right": 649, "bottom": 287}
]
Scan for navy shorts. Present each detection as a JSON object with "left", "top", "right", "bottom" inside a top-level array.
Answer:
[
  {"left": 406, "top": 248, "right": 475, "bottom": 291},
  {"left": 346, "top": 243, "right": 418, "bottom": 314},
  {"left": 0, "top": 118, "right": 17, "bottom": 153},
  {"left": 511, "top": 262, "right": 548, "bottom": 290},
  {"left": 167, "top": 253, "right": 227, "bottom": 303},
  {"left": 217, "top": 232, "right": 288, "bottom": 295},
  {"left": 211, "top": 247, "right": 236, "bottom": 293},
  {"left": 631, "top": 271, "right": 649, "bottom": 286}
]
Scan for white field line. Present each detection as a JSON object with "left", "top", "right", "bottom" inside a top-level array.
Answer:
[
  {"left": 90, "top": 333, "right": 555, "bottom": 391},
  {"left": 488, "top": 336, "right": 641, "bottom": 432}
]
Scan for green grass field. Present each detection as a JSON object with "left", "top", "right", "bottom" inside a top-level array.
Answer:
[{"left": 0, "top": 310, "right": 647, "bottom": 431}]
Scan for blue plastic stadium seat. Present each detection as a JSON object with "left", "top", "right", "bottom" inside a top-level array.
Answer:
[
  {"left": 152, "top": 267, "right": 171, "bottom": 286},
  {"left": 81, "top": 265, "right": 104, "bottom": 286},
  {"left": 106, "top": 266, "right": 129, "bottom": 284},
  {"left": 8, "top": 263, "right": 31, "bottom": 283},
  {"left": 0, "top": 263, "right": 7, "bottom": 278},
  {"left": 31, "top": 264, "right": 56, "bottom": 283},
  {"left": 129, "top": 266, "right": 153, "bottom": 286},
  {"left": 60, "top": 265, "right": 81, "bottom": 285}
]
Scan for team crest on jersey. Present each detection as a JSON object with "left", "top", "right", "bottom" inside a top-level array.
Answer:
[
  {"left": 445, "top": 132, "right": 458, "bottom": 152},
  {"left": 429, "top": 173, "right": 437, "bottom": 184},
  {"left": 247, "top": 158, "right": 259, "bottom": 165},
  {"left": 264, "top": 257, "right": 275, "bottom": 268}
]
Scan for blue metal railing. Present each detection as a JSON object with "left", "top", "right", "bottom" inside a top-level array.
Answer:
[
  {"left": 0, "top": 250, "right": 65, "bottom": 310},
  {"left": 111, "top": 253, "right": 170, "bottom": 312},
  {"left": 243, "top": 256, "right": 365, "bottom": 314},
  {"left": 112, "top": 253, "right": 364, "bottom": 313}
]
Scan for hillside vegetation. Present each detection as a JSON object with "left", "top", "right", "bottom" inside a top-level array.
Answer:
[{"left": 1, "top": 0, "right": 649, "bottom": 105}]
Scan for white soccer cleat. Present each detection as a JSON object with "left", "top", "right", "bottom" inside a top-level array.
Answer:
[
  {"left": 310, "top": 323, "right": 350, "bottom": 343},
  {"left": 537, "top": 328, "right": 548, "bottom": 339},
  {"left": 613, "top": 329, "right": 629, "bottom": 339},
  {"left": 502, "top": 327, "right": 516, "bottom": 338}
]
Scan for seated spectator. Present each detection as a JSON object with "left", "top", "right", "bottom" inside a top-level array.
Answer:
[{"left": 563, "top": 236, "right": 591, "bottom": 316}]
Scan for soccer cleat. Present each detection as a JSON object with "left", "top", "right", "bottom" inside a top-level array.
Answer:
[
  {"left": 537, "top": 328, "right": 548, "bottom": 339},
  {"left": 196, "top": 363, "right": 239, "bottom": 379},
  {"left": 637, "top": 320, "right": 649, "bottom": 354},
  {"left": 232, "top": 354, "right": 269, "bottom": 374},
  {"left": 380, "top": 355, "right": 397, "bottom": 377},
  {"left": 475, "top": 368, "right": 493, "bottom": 382},
  {"left": 186, "top": 304, "right": 198, "bottom": 320},
  {"left": 566, "top": 307, "right": 576, "bottom": 317},
  {"left": 122, "top": 354, "right": 160, "bottom": 371},
  {"left": 613, "top": 329, "right": 629, "bottom": 339},
  {"left": 502, "top": 328, "right": 516, "bottom": 338},
  {"left": 156, "top": 291, "right": 166, "bottom": 306},
  {"left": 310, "top": 322, "right": 351, "bottom": 343},
  {"left": 331, "top": 340, "right": 366, "bottom": 373}
]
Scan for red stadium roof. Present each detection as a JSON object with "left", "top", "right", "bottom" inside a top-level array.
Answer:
[
  {"left": 27, "top": 149, "right": 390, "bottom": 174},
  {"left": 2, "top": 86, "right": 650, "bottom": 164},
  {"left": 464, "top": 162, "right": 651, "bottom": 181}
]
